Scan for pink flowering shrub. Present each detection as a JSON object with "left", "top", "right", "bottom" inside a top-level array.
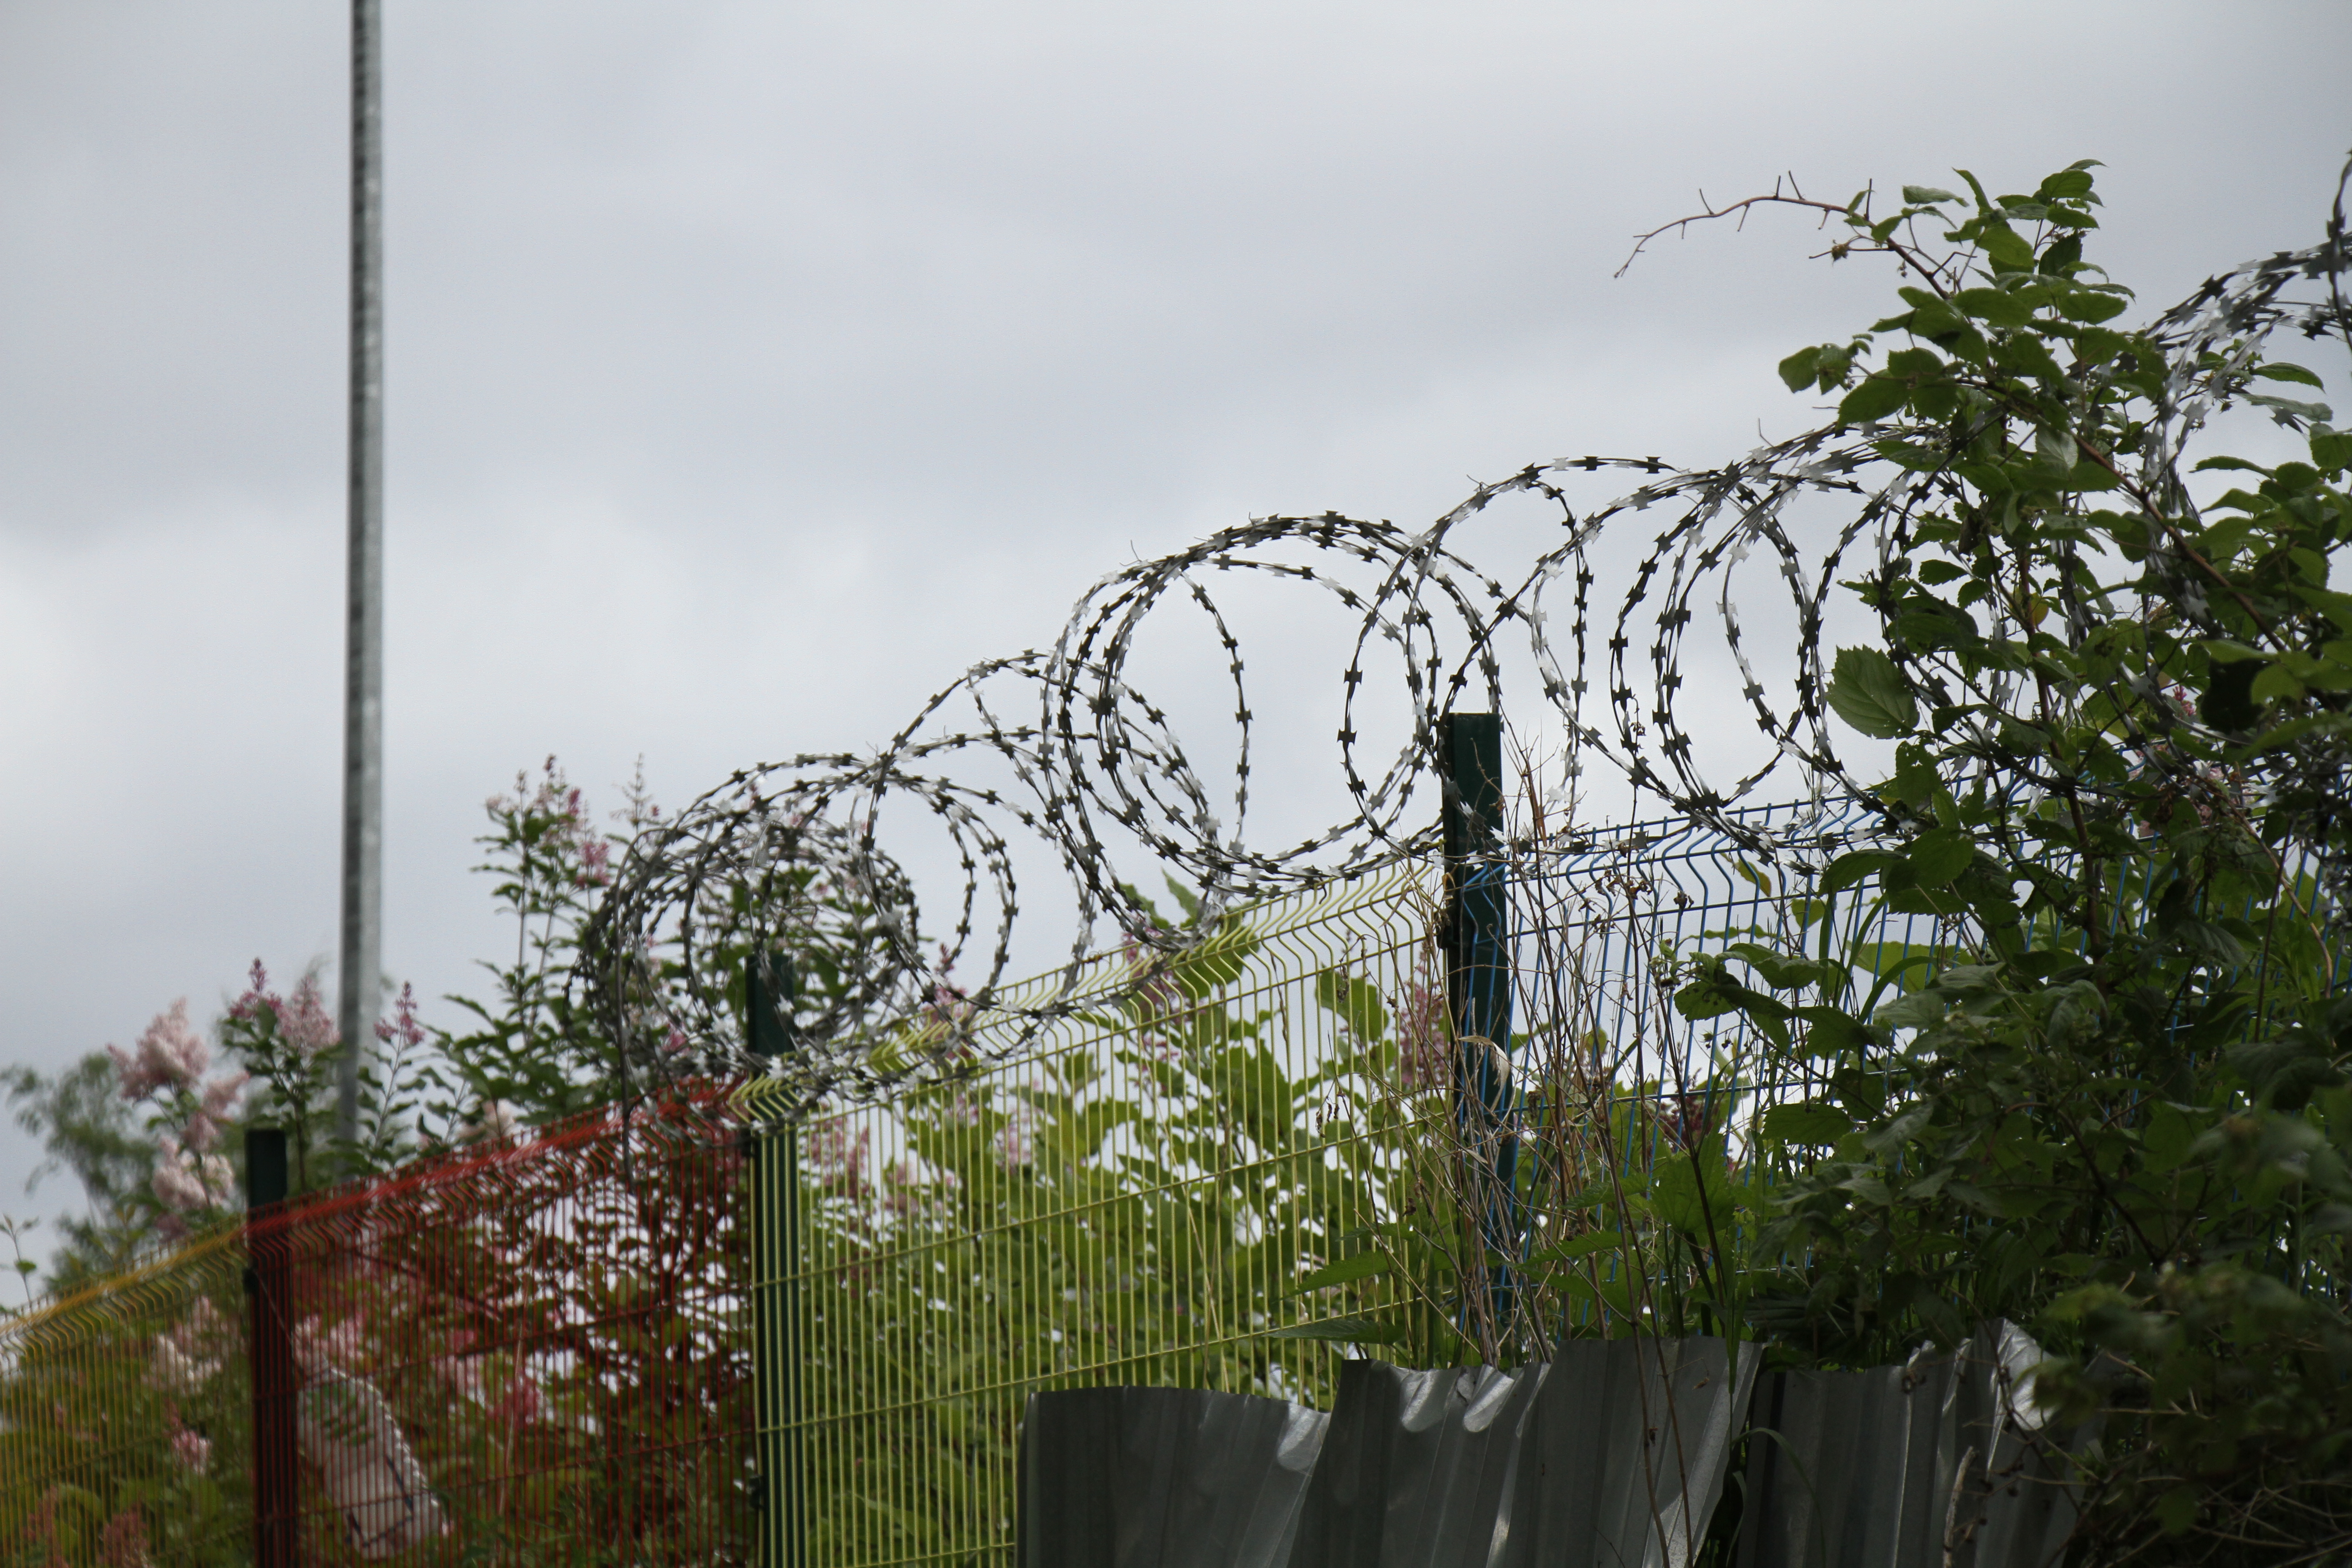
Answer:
[
  {"left": 167, "top": 1424, "right": 211, "bottom": 1475},
  {"left": 217, "top": 961, "right": 344, "bottom": 1192},
  {"left": 104, "top": 1001, "right": 211, "bottom": 1101},
  {"left": 96, "top": 999, "right": 252, "bottom": 1238}
]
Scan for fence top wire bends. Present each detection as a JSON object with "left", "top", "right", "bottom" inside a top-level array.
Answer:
[{"left": 573, "top": 187, "right": 2350, "bottom": 1121}]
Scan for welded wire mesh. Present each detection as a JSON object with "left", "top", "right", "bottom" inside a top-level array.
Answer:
[
  {"left": 1, "top": 1092, "right": 758, "bottom": 1567},
  {"left": 19, "top": 804, "right": 2283, "bottom": 1566},
  {"left": 741, "top": 867, "right": 1440, "bottom": 1568},
  {"left": 252, "top": 1091, "right": 756, "bottom": 1564},
  {"left": 0, "top": 1225, "right": 254, "bottom": 1565},
  {"left": 734, "top": 812, "right": 1955, "bottom": 1566},
  {"left": 1466, "top": 799, "right": 1919, "bottom": 1354}
]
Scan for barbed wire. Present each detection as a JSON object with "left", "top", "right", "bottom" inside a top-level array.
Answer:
[{"left": 578, "top": 187, "right": 2351, "bottom": 1116}]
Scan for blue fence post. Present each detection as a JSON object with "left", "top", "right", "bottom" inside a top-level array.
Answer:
[
  {"left": 1440, "top": 713, "right": 1519, "bottom": 1342},
  {"left": 746, "top": 951, "right": 804, "bottom": 1567}
]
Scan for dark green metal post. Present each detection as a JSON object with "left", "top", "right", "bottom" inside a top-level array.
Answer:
[
  {"left": 747, "top": 953, "right": 804, "bottom": 1566},
  {"left": 1440, "top": 714, "right": 1519, "bottom": 1334},
  {"left": 245, "top": 1127, "right": 296, "bottom": 1568}
]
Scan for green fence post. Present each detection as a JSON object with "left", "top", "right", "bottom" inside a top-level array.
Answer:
[
  {"left": 244, "top": 1127, "right": 297, "bottom": 1568},
  {"left": 747, "top": 952, "right": 804, "bottom": 1567},
  {"left": 1439, "top": 713, "right": 1520, "bottom": 1334}
]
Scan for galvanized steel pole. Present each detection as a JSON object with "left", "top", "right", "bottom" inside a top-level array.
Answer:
[{"left": 336, "top": 0, "right": 384, "bottom": 1150}]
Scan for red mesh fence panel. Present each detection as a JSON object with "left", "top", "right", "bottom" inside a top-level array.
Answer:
[{"left": 245, "top": 1088, "right": 755, "bottom": 1565}]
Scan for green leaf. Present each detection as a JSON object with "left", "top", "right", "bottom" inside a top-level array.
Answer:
[
  {"left": 1875, "top": 989, "right": 1947, "bottom": 1030},
  {"left": 1891, "top": 740, "right": 1937, "bottom": 808},
  {"left": 2292, "top": 584, "right": 2352, "bottom": 633},
  {"left": 2054, "top": 288, "right": 2129, "bottom": 323},
  {"left": 1902, "top": 185, "right": 1960, "bottom": 205},
  {"left": 1762, "top": 1101, "right": 1852, "bottom": 1147},
  {"left": 2035, "top": 168, "right": 2097, "bottom": 203},
  {"left": 1778, "top": 347, "right": 1823, "bottom": 392},
  {"left": 1526, "top": 1230, "right": 1627, "bottom": 1268},
  {"left": 2035, "top": 424, "right": 2078, "bottom": 470},
  {"left": 1978, "top": 222, "right": 2034, "bottom": 270},
  {"left": 1724, "top": 941, "right": 1828, "bottom": 991},
  {"left": 1794, "top": 1005, "right": 1875, "bottom": 1055},
  {"left": 1838, "top": 375, "right": 1911, "bottom": 425},
  {"left": 2246, "top": 393, "right": 2334, "bottom": 422},
  {"left": 1269, "top": 1314, "right": 1405, "bottom": 1344},
  {"left": 2313, "top": 426, "right": 2352, "bottom": 472},
  {"left": 1292, "top": 1251, "right": 1387, "bottom": 1292},
  {"left": 1820, "top": 849, "right": 1903, "bottom": 895},
  {"left": 1886, "top": 883, "right": 1970, "bottom": 917},
  {"left": 1954, "top": 287, "right": 2032, "bottom": 327},
  {"left": 1906, "top": 828, "right": 1974, "bottom": 887},
  {"left": 1826, "top": 647, "right": 1918, "bottom": 737},
  {"left": 2252, "top": 362, "right": 2326, "bottom": 390},
  {"left": 1653, "top": 1148, "right": 1741, "bottom": 1237},
  {"left": 1314, "top": 969, "right": 1390, "bottom": 1040},
  {"left": 2250, "top": 663, "right": 2305, "bottom": 703}
]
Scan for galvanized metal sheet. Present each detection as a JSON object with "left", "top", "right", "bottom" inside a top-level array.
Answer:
[
  {"left": 1502, "top": 1335, "right": 1760, "bottom": 1568},
  {"left": 1021, "top": 1338, "right": 1755, "bottom": 1568},
  {"left": 1286, "top": 1338, "right": 1758, "bottom": 1568},
  {"left": 1735, "top": 1323, "right": 2079, "bottom": 1568},
  {"left": 1021, "top": 1386, "right": 1331, "bottom": 1568},
  {"left": 1018, "top": 1331, "right": 2080, "bottom": 1568}
]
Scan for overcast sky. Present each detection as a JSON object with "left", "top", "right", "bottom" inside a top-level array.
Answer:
[{"left": 3, "top": 1, "right": 2347, "bottom": 1245}]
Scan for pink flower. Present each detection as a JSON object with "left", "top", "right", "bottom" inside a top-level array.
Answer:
[
  {"left": 279, "top": 975, "right": 338, "bottom": 1059},
  {"left": 489, "top": 1375, "right": 545, "bottom": 1428},
  {"left": 228, "top": 960, "right": 272, "bottom": 1022},
  {"left": 172, "top": 1296, "right": 235, "bottom": 1360},
  {"left": 1394, "top": 967, "right": 1450, "bottom": 1093},
  {"left": 97, "top": 1506, "right": 146, "bottom": 1568},
  {"left": 806, "top": 1122, "right": 872, "bottom": 1196},
  {"left": 151, "top": 1337, "right": 217, "bottom": 1395},
  {"left": 169, "top": 1426, "right": 210, "bottom": 1474},
  {"left": 375, "top": 983, "right": 426, "bottom": 1050},
  {"left": 107, "top": 1000, "right": 210, "bottom": 1101},
  {"left": 200, "top": 1072, "right": 249, "bottom": 1121},
  {"left": 316, "top": 1316, "right": 366, "bottom": 1365},
  {"left": 151, "top": 1136, "right": 233, "bottom": 1214}
]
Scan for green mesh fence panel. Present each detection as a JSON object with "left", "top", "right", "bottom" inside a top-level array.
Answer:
[{"left": 737, "top": 867, "right": 1436, "bottom": 1568}]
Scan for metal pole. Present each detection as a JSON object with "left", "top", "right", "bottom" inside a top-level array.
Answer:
[
  {"left": 336, "top": 0, "right": 384, "bottom": 1149},
  {"left": 244, "top": 1127, "right": 297, "bottom": 1568},
  {"left": 1440, "top": 714, "right": 1519, "bottom": 1342},
  {"left": 747, "top": 952, "right": 804, "bottom": 1566}
]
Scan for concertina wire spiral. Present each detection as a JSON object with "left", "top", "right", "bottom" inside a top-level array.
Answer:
[{"left": 577, "top": 206, "right": 2351, "bottom": 1119}]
